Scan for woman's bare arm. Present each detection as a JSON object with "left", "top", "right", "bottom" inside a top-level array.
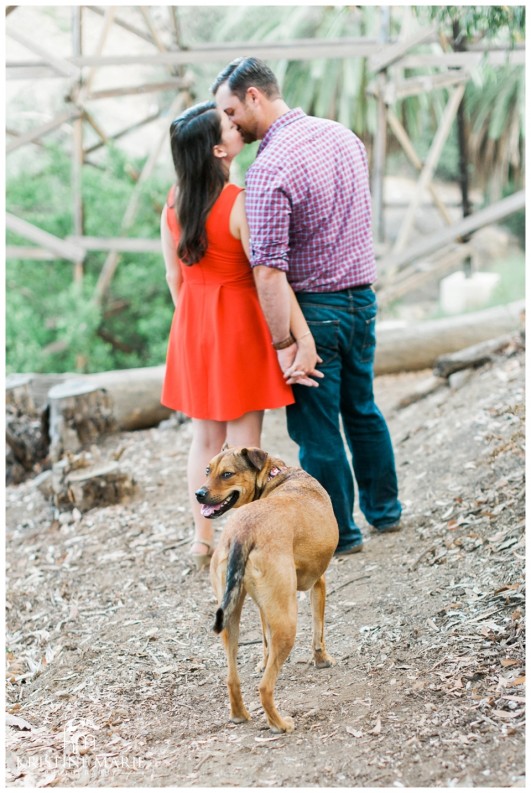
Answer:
[{"left": 160, "top": 207, "right": 182, "bottom": 307}]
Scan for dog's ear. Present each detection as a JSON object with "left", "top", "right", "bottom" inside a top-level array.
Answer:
[
  {"left": 240, "top": 447, "right": 268, "bottom": 472},
  {"left": 221, "top": 441, "right": 231, "bottom": 452}
]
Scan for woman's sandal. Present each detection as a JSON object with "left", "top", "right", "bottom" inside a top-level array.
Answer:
[{"left": 190, "top": 539, "right": 213, "bottom": 570}]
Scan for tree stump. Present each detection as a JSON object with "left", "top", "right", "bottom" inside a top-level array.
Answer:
[
  {"left": 6, "top": 374, "right": 49, "bottom": 484},
  {"left": 48, "top": 380, "right": 117, "bottom": 462},
  {"left": 52, "top": 453, "right": 136, "bottom": 511}
]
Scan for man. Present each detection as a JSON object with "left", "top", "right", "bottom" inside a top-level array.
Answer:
[{"left": 212, "top": 57, "right": 401, "bottom": 554}]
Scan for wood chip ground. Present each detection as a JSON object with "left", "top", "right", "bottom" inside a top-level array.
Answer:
[{"left": 5, "top": 349, "right": 525, "bottom": 787}]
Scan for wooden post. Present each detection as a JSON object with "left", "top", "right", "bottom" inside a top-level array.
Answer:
[
  {"left": 71, "top": 5, "right": 84, "bottom": 288},
  {"left": 83, "top": 6, "right": 116, "bottom": 95},
  {"left": 392, "top": 83, "right": 466, "bottom": 256},
  {"left": 94, "top": 92, "right": 188, "bottom": 303},
  {"left": 386, "top": 109, "right": 453, "bottom": 226},
  {"left": 371, "top": 6, "right": 390, "bottom": 245}
]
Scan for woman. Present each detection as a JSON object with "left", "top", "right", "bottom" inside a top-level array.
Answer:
[{"left": 161, "top": 101, "right": 319, "bottom": 569}]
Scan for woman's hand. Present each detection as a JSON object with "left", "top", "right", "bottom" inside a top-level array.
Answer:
[{"left": 277, "top": 335, "right": 324, "bottom": 388}]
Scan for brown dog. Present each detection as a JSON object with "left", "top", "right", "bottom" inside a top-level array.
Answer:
[{"left": 195, "top": 446, "right": 339, "bottom": 733}]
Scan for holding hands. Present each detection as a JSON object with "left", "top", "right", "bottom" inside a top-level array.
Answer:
[{"left": 276, "top": 333, "right": 324, "bottom": 388}]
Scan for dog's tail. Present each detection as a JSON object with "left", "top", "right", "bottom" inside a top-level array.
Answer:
[{"left": 213, "top": 539, "right": 250, "bottom": 634}]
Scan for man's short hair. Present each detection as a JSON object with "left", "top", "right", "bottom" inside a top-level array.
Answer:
[{"left": 211, "top": 57, "right": 280, "bottom": 100}]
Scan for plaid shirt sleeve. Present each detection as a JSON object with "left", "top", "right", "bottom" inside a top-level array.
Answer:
[{"left": 245, "top": 165, "right": 291, "bottom": 272}]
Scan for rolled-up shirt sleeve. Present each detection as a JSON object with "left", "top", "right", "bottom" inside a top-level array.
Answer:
[{"left": 245, "top": 166, "right": 291, "bottom": 271}]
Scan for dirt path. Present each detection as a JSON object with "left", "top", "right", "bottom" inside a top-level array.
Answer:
[{"left": 5, "top": 348, "right": 525, "bottom": 788}]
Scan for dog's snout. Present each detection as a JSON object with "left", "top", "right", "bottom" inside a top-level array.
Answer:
[{"left": 195, "top": 488, "right": 208, "bottom": 504}]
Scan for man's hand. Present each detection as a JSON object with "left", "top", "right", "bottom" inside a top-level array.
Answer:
[{"left": 276, "top": 343, "right": 323, "bottom": 388}]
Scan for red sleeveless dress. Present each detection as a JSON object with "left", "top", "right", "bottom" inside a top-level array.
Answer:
[{"left": 161, "top": 184, "right": 294, "bottom": 420}]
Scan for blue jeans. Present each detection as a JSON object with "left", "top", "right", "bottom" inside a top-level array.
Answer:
[{"left": 286, "top": 288, "right": 401, "bottom": 552}]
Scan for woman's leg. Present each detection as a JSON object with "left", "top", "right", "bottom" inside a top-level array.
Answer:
[
  {"left": 226, "top": 410, "right": 264, "bottom": 448},
  {"left": 188, "top": 419, "right": 226, "bottom": 554},
  {"left": 188, "top": 411, "right": 264, "bottom": 556}
]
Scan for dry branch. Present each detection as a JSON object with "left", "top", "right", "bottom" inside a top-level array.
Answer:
[{"left": 433, "top": 333, "right": 524, "bottom": 379}]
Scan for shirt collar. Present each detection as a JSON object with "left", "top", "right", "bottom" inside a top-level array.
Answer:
[{"left": 257, "top": 108, "right": 305, "bottom": 155}]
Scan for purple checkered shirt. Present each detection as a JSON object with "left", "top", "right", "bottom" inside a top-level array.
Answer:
[{"left": 245, "top": 108, "right": 377, "bottom": 292}]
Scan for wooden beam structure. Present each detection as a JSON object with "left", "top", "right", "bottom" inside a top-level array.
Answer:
[
  {"left": 391, "top": 84, "right": 467, "bottom": 255},
  {"left": 5, "top": 5, "right": 524, "bottom": 313},
  {"left": 378, "top": 190, "right": 525, "bottom": 275},
  {"left": 6, "top": 109, "right": 82, "bottom": 153},
  {"left": 6, "top": 214, "right": 86, "bottom": 262}
]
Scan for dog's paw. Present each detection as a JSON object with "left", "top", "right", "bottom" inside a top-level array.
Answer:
[
  {"left": 230, "top": 710, "right": 251, "bottom": 724},
  {"left": 314, "top": 651, "right": 336, "bottom": 669},
  {"left": 270, "top": 716, "right": 295, "bottom": 734}
]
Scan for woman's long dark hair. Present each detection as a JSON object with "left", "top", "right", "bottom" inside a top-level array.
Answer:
[{"left": 169, "top": 101, "right": 226, "bottom": 265}]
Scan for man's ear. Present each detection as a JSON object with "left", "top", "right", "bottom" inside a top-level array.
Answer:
[
  {"left": 246, "top": 86, "right": 262, "bottom": 104},
  {"left": 240, "top": 447, "right": 268, "bottom": 472}
]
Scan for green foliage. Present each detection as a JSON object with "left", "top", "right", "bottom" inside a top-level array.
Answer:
[
  {"left": 487, "top": 253, "right": 525, "bottom": 307},
  {"left": 415, "top": 5, "right": 525, "bottom": 44},
  {"left": 6, "top": 146, "right": 173, "bottom": 374},
  {"left": 404, "top": 7, "right": 525, "bottom": 196}
]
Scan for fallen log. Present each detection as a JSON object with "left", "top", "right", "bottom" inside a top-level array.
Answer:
[
  {"left": 375, "top": 300, "right": 524, "bottom": 374},
  {"left": 433, "top": 332, "right": 524, "bottom": 378},
  {"left": 8, "top": 367, "right": 173, "bottom": 433},
  {"left": 86, "top": 365, "right": 172, "bottom": 430}
]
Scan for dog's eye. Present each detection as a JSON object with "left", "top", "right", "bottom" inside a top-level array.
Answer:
[
  {"left": 205, "top": 466, "right": 210, "bottom": 475},
  {"left": 221, "top": 471, "right": 234, "bottom": 480}
]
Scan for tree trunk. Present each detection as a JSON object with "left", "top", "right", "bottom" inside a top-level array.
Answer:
[{"left": 452, "top": 19, "right": 472, "bottom": 276}]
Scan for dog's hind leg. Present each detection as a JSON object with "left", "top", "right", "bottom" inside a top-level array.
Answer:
[
  {"left": 258, "top": 578, "right": 297, "bottom": 733},
  {"left": 310, "top": 575, "right": 335, "bottom": 668},
  {"left": 255, "top": 607, "right": 269, "bottom": 673},
  {"left": 221, "top": 590, "right": 251, "bottom": 724}
]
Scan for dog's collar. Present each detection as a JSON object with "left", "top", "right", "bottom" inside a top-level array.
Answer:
[{"left": 254, "top": 465, "right": 286, "bottom": 500}]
